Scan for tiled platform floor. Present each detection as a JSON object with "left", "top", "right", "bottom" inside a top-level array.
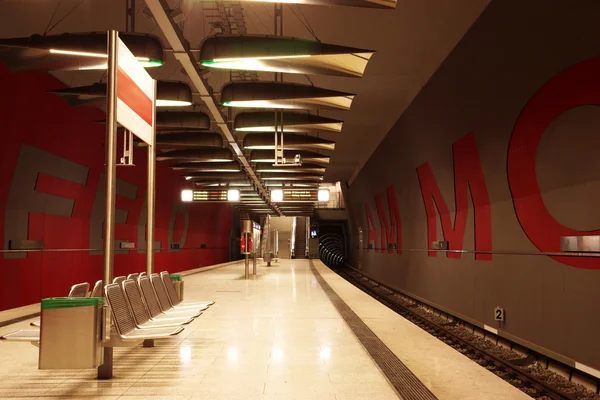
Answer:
[{"left": 0, "top": 260, "right": 400, "bottom": 400}]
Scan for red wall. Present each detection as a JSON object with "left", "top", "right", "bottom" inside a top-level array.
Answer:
[{"left": 0, "top": 64, "right": 232, "bottom": 311}]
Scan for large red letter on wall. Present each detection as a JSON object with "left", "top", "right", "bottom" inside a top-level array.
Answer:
[
  {"left": 365, "top": 204, "right": 378, "bottom": 252},
  {"left": 416, "top": 132, "right": 492, "bottom": 260},
  {"left": 508, "top": 58, "right": 600, "bottom": 270},
  {"left": 375, "top": 186, "right": 402, "bottom": 254}
]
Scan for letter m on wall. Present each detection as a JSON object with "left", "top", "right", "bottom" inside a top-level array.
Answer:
[{"left": 416, "top": 133, "right": 492, "bottom": 260}]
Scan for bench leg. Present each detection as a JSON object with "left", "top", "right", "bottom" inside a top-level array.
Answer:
[
  {"left": 143, "top": 339, "right": 155, "bottom": 348},
  {"left": 97, "top": 347, "right": 113, "bottom": 379}
]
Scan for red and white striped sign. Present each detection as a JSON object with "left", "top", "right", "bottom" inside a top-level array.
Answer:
[{"left": 116, "top": 38, "right": 155, "bottom": 145}]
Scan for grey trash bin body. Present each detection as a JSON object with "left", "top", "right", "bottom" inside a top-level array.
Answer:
[
  {"left": 170, "top": 274, "right": 184, "bottom": 301},
  {"left": 39, "top": 297, "right": 104, "bottom": 369}
]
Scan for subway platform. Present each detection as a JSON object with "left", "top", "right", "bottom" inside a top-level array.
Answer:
[{"left": 0, "top": 259, "right": 529, "bottom": 400}]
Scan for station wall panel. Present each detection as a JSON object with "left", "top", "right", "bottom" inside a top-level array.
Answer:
[
  {"left": 0, "top": 65, "right": 232, "bottom": 311},
  {"left": 346, "top": 0, "right": 600, "bottom": 370}
]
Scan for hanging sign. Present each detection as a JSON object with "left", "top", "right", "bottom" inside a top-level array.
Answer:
[{"left": 116, "top": 38, "right": 155, "bottom": 145}]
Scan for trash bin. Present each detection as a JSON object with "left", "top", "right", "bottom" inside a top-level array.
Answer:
[
  {"left": 39, "top": 297, "right": 104, "bottom": 369},
  {"left": 170, "top": 274, "right": 184, "bottom": 301},
  {"left": 264, "top": 252, "right": 273, "bottom": 266}
]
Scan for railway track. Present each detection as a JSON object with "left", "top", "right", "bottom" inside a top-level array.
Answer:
[{"left": 335, "top": 266, "right": 576, "bottom": 400}]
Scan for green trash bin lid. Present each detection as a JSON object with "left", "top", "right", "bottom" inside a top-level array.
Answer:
[
  {"left": 41, "top": 297, "right": 104, "bottom": 310},
  {"left": 170, "top": 274, "right": 182, "bottom": 281}
]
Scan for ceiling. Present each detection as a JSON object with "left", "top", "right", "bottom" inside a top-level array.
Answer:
[{"left": 0, "top": 0, "right": 490, "bottom": 183}]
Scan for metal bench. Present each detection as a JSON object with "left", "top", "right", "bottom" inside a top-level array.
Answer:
[
  {"left": 122, "top": 279, "right": 193, "bottom": 328},
  {"left": 104, "top": 283, "right": 184, "bottom": 341},
  {"left": 112, "top": 276, "right": 126, "bottom": 285},
  {"left": 140, "top": 276, "right": 203, "bottom": 318},
  {"left": 68, "top": 282, "right": 91, "bottom": 298},
  {"left": 90, "top": 280, "right": 103, "bottom": 298},
  {"left": 160, "top": 271, "right": 215, "bottom": 308},
  {"left": 127, "top": 273, "right": 139, "bottom": 281},
  {"left": 29, "top": 282, "right": 91, "bottom": 328},
  {"left": 151, "top": 273, "right": 209, "bottom": 313}
]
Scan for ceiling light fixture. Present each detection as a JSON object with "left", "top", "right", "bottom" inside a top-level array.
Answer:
[
  {"left": 220, "top": 0, "right": 395, "bottom": 8},
  {"left": 170, "top": 161, "right": 241, "bottom": 172},
  {"left": 235, "top": 112, "right": 343, "bottom": 132},
  {"left": 250, "top": 150, "right": 330, "bottom": 165},
  {"left": 271, "top": 190, "right": 284, "bottom": 202},
  {"left": 228, "top": 189, "right": 240, "bottom": 202},
  {"left": 200, "top": 36, "right": 374, "bottom": 78},
  {"left": 181, "top": 190, "right": 193, "bottom": 202},
  {"left": 243, "top": 133, "right": 335, "bottom": 151},
  {"left": 318, "top": 189, "right": 330, "bottom": 202},
  {"left": 156, "top": 148, "right": 234, "bottom": 162},
  {"left": 221, "top": 82, "right": 354, "bottom": 111},
  {"left": 0, "top": 32, "right": 164, "bottom": 72},
  {"left": 50, "top": 81, "right": 192, "bottom": 108},
  {"left": 138, "top": 132, "right": 223, "bottom": 148}
]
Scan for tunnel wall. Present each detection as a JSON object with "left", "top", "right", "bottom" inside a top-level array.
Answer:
[
  {"left": 346, "top": 0, "right": 600, "bottom": 370},
  {"left": 0, "top": 65, "right": 232, "bottom": 311}
]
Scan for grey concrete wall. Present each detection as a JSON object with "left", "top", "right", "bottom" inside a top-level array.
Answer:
[{"left": 346, "top": 0, "right": 600, "bottom": 370}]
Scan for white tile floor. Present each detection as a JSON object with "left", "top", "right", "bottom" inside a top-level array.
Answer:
[{"left": 0, "top": 259, "right": 399, "bottom": 400}]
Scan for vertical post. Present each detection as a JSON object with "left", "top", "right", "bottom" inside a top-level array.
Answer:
[
  {"left": 252, "top": 252, "right": 257, "bottom": 275},
  {"left": 280, "top": 111, "right": 284, "bottom": 161},
  {"left": 144, "top": 80, "right": 157, "bottom": 349},
  {"left": 274, "top": 111, "right": 278, "bottom": 165},
  {"left": 245, "top": 254, "right": 249, "bottom": 279},
  {"left": 98, "top": 30, "right": 119, "bottom": 380}
]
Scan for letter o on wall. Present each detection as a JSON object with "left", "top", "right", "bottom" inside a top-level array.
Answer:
[{"left": 508, "top": 58, "right": 600, "bottom": 269}]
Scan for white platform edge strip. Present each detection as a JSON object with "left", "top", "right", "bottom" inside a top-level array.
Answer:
[
  {"left": 483, "top": 325, "right": 498, "bottom": 335},
  {"left": 575, "top": 362, "right": 600, "bottom": 379}
]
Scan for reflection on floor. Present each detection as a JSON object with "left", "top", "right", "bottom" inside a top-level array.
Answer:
[{"left": 0, "top": 259, "right": 399, "bottom": 400}]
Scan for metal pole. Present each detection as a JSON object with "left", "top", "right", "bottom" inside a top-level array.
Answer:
[
  {"left": 252, "top": 251, "right": 257, "bottom": 275},
  {"left": 274, "top": 110, "right": 278, "bottom": 165},
  {"left": 245, "top": 254, "right": 249, "bottom": 279},
  {"left": 98, "top": 29, "right": 118, "bottom": 380},
  {"left": 144, "top": 80, "right": 157, "bottom": 349},
  {"left": 280, "top": 110, "right": 284, "bottom": 161}
]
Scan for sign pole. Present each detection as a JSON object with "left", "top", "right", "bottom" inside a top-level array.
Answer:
[
  {"left": 98, "top": 29, "right": 118, "bottom": 380},
  {"left": 143, "top": 80, "right": 157, "bottom": 349}
]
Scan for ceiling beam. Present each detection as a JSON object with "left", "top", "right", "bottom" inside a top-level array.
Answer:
[{"left": 143, "top": 0, "right": 282, "bottom": 216}]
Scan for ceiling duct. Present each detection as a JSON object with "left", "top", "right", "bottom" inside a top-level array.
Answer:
[
  {"left": 194, "top": 180, "right": 252, "bottom": 187},
  {"left": 221, "top": 82, "right": 354, "bottom": 111},
  {"left": 261, "top": 174, "right": 323, "bottom": 182},
  {"left": 0, "top": 32, "right": 163, "bottom": 72},
  {"left": 250, "top": 150, "right": 330, "bottom": 165},
  {"left": 136, "top": 132, "right": 223, "bottom": 148},
  {"left": 256, "top": 164, "right": 326, "bottom": 175},
  {"left": 170, "top": 161, "right": 241, "bottom": 172},
  {"left": 183, "top": 172, "right": 248, "bottom": 180},
  {"left": 243, "top": 133, "right": 335, "bottom": 151},
  {"left": 234, "top": 112, "right": 343, "bottom": 132},
  {"left": 156, "top": 148, "right": 233, "bottom": 162},
  {"left": 264, "top": 181, "right": 320, "bottom": 187},
  {"left": 49, "top": 81, "right": 193, "bottom": 108},
  {"left": 200, "top": 35, "right": 374, "bottom": 78}
]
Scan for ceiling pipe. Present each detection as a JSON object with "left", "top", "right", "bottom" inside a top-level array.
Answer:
[{"left": 142, "top": 0, "right": 281, "bottom": 216}]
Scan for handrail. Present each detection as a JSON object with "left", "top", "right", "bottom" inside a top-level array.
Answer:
[
  {"left": 360, "top": 246, "right": 600, "bottom": 258},
  {"left": 0, "top": 246, "right": 228, "bottom": 254}
]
